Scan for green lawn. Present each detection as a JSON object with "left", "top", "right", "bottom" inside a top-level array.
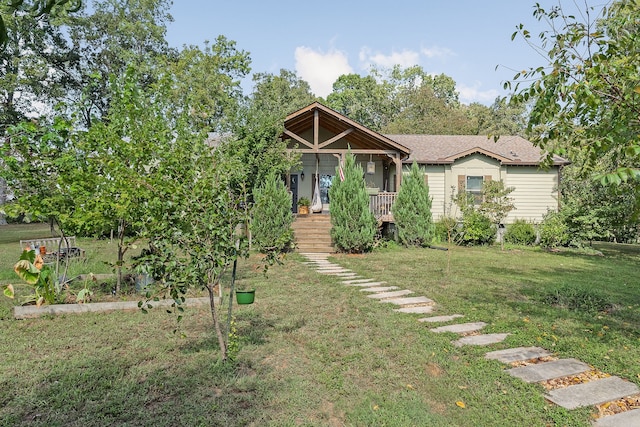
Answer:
[{"left": 1, "top": 225, "right": 639, "bottom": 426}]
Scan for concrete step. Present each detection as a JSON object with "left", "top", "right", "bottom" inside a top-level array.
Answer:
[
  {"left": 545, "top": 376, "right": 640, "bottom": 410},
  {"left": 395, "top": 305, "right": 435, "bottom": 314},
  {"left": 345, "top": 281, "right": 388, "bottom": 287},
  {"left": 430, "top": 322, "right": 486, "bottom": 334},
  {"left": 367, "top": 290, "right": 414, "bottom": 299},
  {"left": 418, "top": 314, "right": 464, "bottom": 323},
  {"left": 359, "top": 286, "right": 399, "bottom": 292},
  {"left": 452, "top": 333, "right": 510, "bottom": 347},
  {"left": 506, "top": 358, "right": 591, "bottom": 383},
  {"left": 593, "top": 409, "right": 640, "bottom": 427},
  {"left": 379, "top": 296, "right": 433, "bottom": 306},
  {"left": 485, "top": 347, "right": 553, "bottom": 363}
]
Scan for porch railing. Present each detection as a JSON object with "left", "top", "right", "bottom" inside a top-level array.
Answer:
[{"left": 369, "top": 192, "right": 396, "bottom": 222}]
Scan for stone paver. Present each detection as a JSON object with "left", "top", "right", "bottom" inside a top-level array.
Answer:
[
  {"left": 507, "top": 359, "right": 591, "bottom": 383},
  {"left": 380, "top": 296, "right": 433, "bottom": 306},
  {"left": 366, "top": 290, "right": 414, "bottom": 299},
  {"left": 394, "top": 305, "right": 435, "bottom": 314},
  {"left": 342, "top": 278, "right": 377, "bottom": 285},
  {"left": 485, "top": 347, "right": 553, "bottom": 363},
  {"left": 545, "top": 376, "right": 640, "bottom": 410},
  {"left": 418, "top": 314, "right": 464, "bottom": 323},
  {"left": 345, "top": 281, "right": 388, "bottom": 287},
  {"left": 316, "top": 268, "right": 349, "bottom": 273},
  {"left": 593, "top": 409, "right": 640, "bottom": 427},
  {"left": 359, "top": 286, "right": 399, "bottom": 292},
  {"left": 452, "top": 333, "right": 510, "bottom": 347},
  {"left": 430, "top": 322, "right": 486, "bottom": 334}
]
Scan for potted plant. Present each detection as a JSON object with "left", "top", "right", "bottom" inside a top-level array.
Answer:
[{"left": 297, "top": 196, "right": 311, "bottom": 215}]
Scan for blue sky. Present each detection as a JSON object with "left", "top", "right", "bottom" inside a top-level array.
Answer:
[{"left": 166, "top": 1, "right": 608, "bottom": 105}]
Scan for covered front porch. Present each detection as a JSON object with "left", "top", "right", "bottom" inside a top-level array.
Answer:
[{"left": 283, "top": 102, "right": 410, "bottom": 221}]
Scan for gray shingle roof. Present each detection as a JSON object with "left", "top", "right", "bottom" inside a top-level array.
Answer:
[{"left": 385, "top": 134, "right": 570, "bottom": 166}]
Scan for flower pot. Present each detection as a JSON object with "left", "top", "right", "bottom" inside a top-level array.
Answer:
[
  {"left": 298, "top": 205, "right": 309, "bottom": 215},
  {"left": 236, "top": 289, "right": 255, "bottom": 305}
]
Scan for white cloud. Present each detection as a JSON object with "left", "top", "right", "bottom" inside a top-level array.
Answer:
[
  {"left": 359, "top": 47, "right": 420, "bottom": 69},
  {"left": 421, "top": 46, "right": 455, "bottom": 59},
  {"left": 457, "top": 82, "right": 500, "bottom": 105},
  {"left": 294, "top": 46, "right": 353, "bottom": 98}
]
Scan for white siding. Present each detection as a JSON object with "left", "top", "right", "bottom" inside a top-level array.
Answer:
[
  {"left": 505, "top": 166, "right": 559, "bottom": 223},
  {"left": 424, "top": 165, "right": 446, "bottom": 220}
]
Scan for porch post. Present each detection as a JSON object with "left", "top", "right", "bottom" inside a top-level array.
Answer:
[{"left": 394, "top": 155, "right": 402, "bottom": 192}]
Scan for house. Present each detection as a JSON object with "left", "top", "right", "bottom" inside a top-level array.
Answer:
[
  {"left": 283, "top": 102, "right": 569, "bottom": 250},
  {"left": 391, "top": 135, "right": 570, "bottom": 223}
]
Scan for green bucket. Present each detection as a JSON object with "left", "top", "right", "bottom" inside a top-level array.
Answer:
[{"left": 235, "top": 289, "right": 255, "bottom": 305}]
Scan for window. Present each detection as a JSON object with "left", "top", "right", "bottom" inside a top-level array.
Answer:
[{"left": 467, "top": 176, "right": 483, "bottom": 203}]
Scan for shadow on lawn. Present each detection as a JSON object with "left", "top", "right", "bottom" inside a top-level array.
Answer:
[{"left": 2, "top": 337, "right": 274, "bottom": 427}]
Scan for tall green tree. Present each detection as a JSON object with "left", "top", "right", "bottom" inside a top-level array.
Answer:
[
  {"left": 251, "top": 173, "right": 295, "bottom": 266},
  {"left": 165, "top": 37, "right": 251, "bottom": 132},
  {"left": 328, "top": 152, "right": 377, "bottom": 253},
  {"left": 66, "top": 0, "right": 173, "bottom": 127},
  {"left": 383, "top": 84, "right": 475, "bottom": 134},
  {"left": 326, "top": 72, "right": 392, "bottom": 131},
  {"left": 508, "top": 0, "right": 640, "bottom": 184},
  {"left": 0, "top": 0, "right": 81, "bottom": 49},
  {"left": 393, "top": 161, "right": 434, "bottom": 247},
  {"left": 247, "top": 69, "right": 316, "bottom": 124},
  {"left": 142, "top": 126, "right": 249, "bottom": 362},
  {"left": 0, "top": 5, "right": 74, "bottom": 130}
]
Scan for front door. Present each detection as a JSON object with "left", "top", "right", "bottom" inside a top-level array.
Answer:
[{"left": 290, "top": 174, "right": 299, "bottom": 213}]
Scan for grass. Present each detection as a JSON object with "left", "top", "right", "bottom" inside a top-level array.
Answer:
[{"left": 1, "top": 225, "right": 639, "bottom": 426}]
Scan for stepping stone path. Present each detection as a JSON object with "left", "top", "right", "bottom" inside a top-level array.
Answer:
[
  {"left": 300, "top": 253, "right": 640, "bottom": 426},
  {"left": 430, "top": 321, "right": 486, "bottom": 334}
]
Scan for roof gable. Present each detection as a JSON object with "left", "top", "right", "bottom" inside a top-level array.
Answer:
[{"left": 284, "top": 102, "right": 411, "bottom": 156}]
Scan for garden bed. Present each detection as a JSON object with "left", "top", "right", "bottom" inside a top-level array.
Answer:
[{"left": 13, "top": 297, "right": 215, "bottom": 319}]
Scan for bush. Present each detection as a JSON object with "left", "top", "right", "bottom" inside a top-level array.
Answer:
[
  {"left": 434, "top": 216, "right": 459, "bottom": 244},
  {"left": 251, "top": 174, "right": 295, "bottom": 255},
  {"left": 393, "top": 162, "right": 434, "bottom": 247},
  {"left": 459, "top": 210, "right": 495, "bottom": 246},
  {"left": 539, "top": 210, "right": 569, "bottom": 248},
  {"left": 504, "top": 219, "right": 536, "bottom": 245},
  {"left": 329, "top": 152, "right": 377, "bottom": 253}
]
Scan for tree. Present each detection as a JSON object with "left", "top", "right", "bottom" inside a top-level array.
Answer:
[
  {"left": 328, "top": 152, "right": 377, "bottom": 253},
  {"left": 559, "top": 158, "right": 639, "bottom": 244},
  {"left": 0, "top": 0, "right": 81, "bottom": 49},
  {"left": 383, "top": 84, "right": 475, "bottom": 134},
  {"left": 164, "top": 37, "right": 251, "bottom": 133},
  {"left": 65, "top": 0, "right": 173, "bottom": 128},
  {"left": 141, "top": 130, "right": 249, "bottom": 362},
  {"left": 393, "top": 161, "right": 434, "bottom": 247},
  {"left": 326, "top": 72, "right": 392, "bottom": 131},
  {"left": 507, "top": 0, "right": 640, "bottom": 185},
  {"left": 1, "top": 5, "right": 74, "bottom": 130},
  {"left": 464, "top": 98, "right": 527, "bottom": 136},
  {"left": 247, "top": 69, "right": 316, "bottom": 124},
  {"left": 251, "top": 173, "right": 295, "bottom": 266},
  {"left": 478, "top": 180, "right": 515, "bottom": 250},
  {"left": 73, "top": 67, "right": 176, "bottom": 293}
]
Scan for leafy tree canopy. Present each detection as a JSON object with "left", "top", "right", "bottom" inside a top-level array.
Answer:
[{"left": 507, "top": 0, "right": 640, "bottom": 185}]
